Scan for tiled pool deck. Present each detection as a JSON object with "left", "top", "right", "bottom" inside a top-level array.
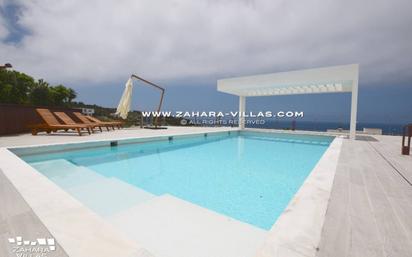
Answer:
[
  {"left": 0, "top": 126, "right": 411, "bottom": 257},
  {"left": 317, "top": 134, "right": 412, "bottom": 257}
]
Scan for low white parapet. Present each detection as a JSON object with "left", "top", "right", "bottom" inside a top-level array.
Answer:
[
  {"left": 327, "top": 128, "right": 382, "bottom": 135},
  {"left": 363, "top": 128, "right": 382, "bottom": 135}
]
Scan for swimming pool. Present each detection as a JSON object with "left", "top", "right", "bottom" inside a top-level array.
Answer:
[{"left": 16, "top": 131, "right": 333, "bottom": 230}]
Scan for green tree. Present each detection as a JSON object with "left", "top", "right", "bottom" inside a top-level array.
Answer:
[
  {"left": 0, "top": 69, "right": 77, "bottom": 106},
  {"left": 29, "top": 80, "right": 51, "bottom": 106},
  {"left": 15, "top": 72, "right": 35, "bottom": 104},
  {"left": 67, "top": 88, "right": 77, "bottom": 103},
  {"left": 0, "top": 84, "right": 14, "bottom": 103},
  {"left": 50, "top": 85, "right": 69, "bottom": 106},
  {"left": 0, "top": 70, "right": 20, "bottom": 103}
]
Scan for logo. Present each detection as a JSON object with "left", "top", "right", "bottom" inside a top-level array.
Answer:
[
  {"left": 142, "top": 110, "right": 304, "bottom": 119},
  {"left": 7, "top": 236, "right": 56, "bottom": 257}
]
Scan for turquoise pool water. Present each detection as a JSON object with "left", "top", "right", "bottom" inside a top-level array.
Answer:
[{"left": 18, "top": 131, "right": 333, "bottom": 230}]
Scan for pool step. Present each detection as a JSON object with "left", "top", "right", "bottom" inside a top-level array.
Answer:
[
  {"left": 31, "top": 159, "right": 155, "bottom": 217},
  {"left": 31, "top": 159, "right": 106, "bottom": 188},
  {"left": 109, "top": 194, "right": 267, "bottom": 257},
  {"left": 66, "top": 177, "right": 155, "bottom": 217}
]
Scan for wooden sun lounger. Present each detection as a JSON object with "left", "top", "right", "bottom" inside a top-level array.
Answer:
[
  {"left": 73, "top": 112, "right": 113, "bottom": 132},
  {"left": 29, "top": 108, "right": 91, "bottom": 136},
  {"left": 84, "top": 115, "right": 124, "bottom": 129},
  {"left": 54, "top": 112, "right": 100, "bottom": 133}
]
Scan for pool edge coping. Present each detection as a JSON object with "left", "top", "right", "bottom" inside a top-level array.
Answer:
[
  {"left": 254, "top": 136, "right": 343, "bottom": 257},
  {"left": 6, "top": 127, "right": 239, "bottom": 152}
]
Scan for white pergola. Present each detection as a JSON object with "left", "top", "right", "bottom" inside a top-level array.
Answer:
[{"left": 217, "top": 64, "right": 359, "bottom": 139}]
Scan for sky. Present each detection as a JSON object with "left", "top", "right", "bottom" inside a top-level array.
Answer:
[{"left": 0, "top": 0, "right": 411, "bottom": 124}]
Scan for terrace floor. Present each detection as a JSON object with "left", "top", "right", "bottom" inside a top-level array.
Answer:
[
  {"left": 0, "top": 127, "right": 411, "bottom": 257},
  {"left": 317, "top": 135, "right": 412, "bottom": 257}
]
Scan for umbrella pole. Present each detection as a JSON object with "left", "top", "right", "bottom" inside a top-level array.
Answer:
[
  {"left": 131, "top": 74, "right": 165, "bottom": 128},
  {"left": 156, "top": 89, "right": 165, "bottom": 127}
]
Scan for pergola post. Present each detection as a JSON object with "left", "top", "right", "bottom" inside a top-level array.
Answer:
[
  {"left": 349, "top": 76, "right": 359, "bottom": 140},
  {"left": 239, "top": 96, "right": 246, "bottom": 129}
]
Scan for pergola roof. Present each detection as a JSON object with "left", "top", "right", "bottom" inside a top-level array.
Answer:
[{"left": 217, "top": 64, "right": 359, "bottom": 97}]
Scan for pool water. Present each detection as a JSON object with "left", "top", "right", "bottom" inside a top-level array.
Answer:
[{"left": 19, "top": 131, "right": 333, "bottom": 230}]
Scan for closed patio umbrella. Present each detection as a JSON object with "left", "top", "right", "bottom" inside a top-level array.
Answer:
[{"left": 115, "top": 78, "right": 133, "bottom": 119}]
